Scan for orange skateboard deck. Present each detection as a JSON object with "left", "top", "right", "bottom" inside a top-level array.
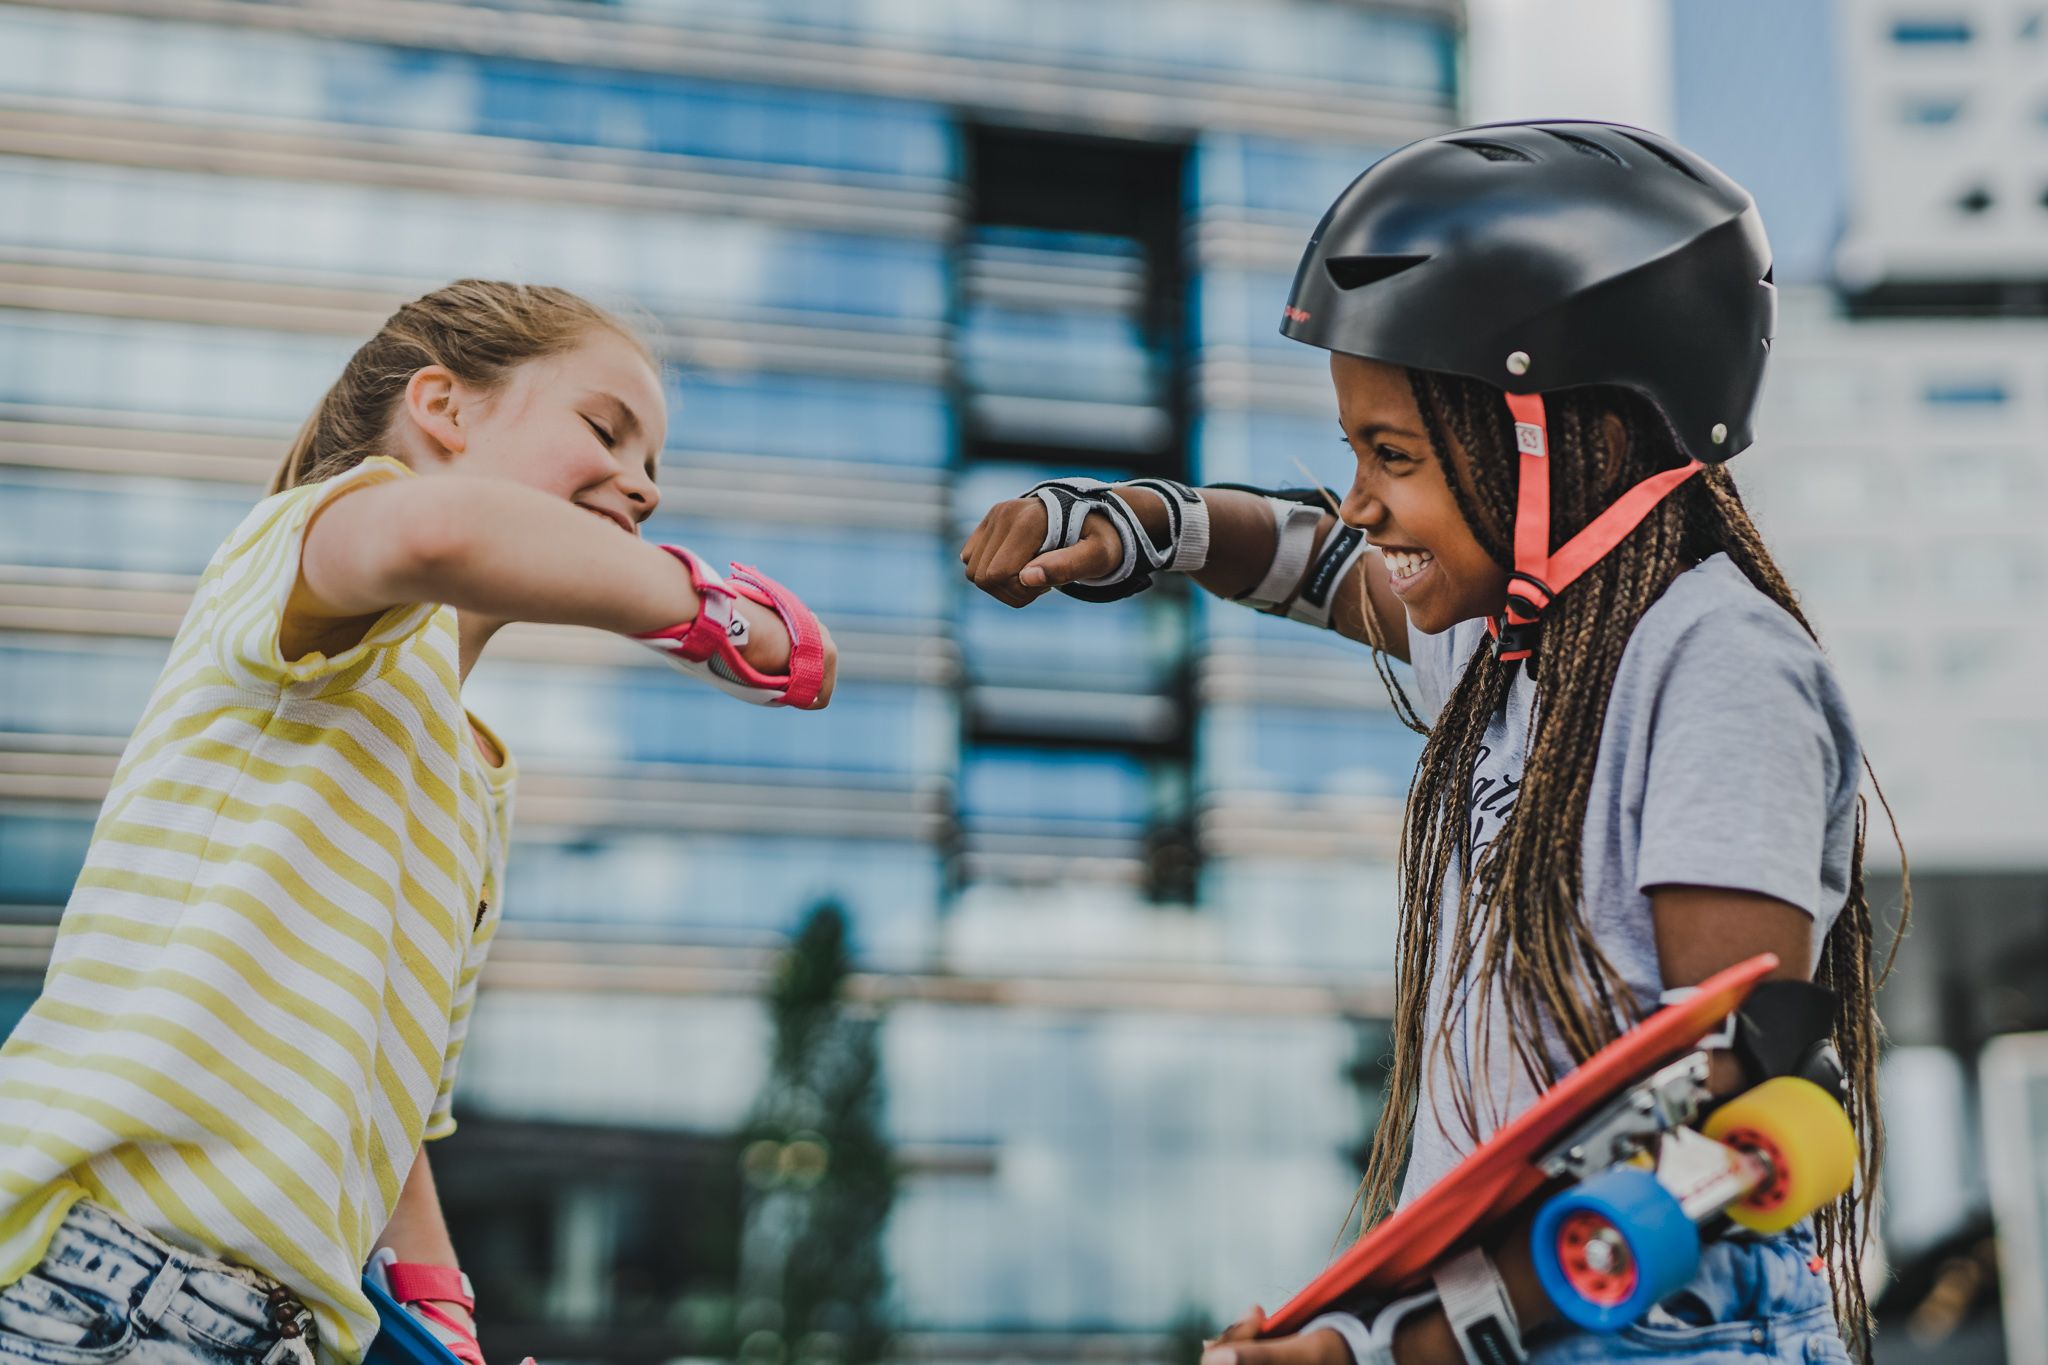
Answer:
[{"left": 1262, "top": 952, "right": 1777, "bottom": 1336}]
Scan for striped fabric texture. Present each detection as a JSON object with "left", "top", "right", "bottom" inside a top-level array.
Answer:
[{"left": 0, "top": 456, "right": 515, "bottom": 1363}]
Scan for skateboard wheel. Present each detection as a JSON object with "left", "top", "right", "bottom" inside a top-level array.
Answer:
[
  {"left": 1530, "top": 1167, "right": 1700, "bottom": 1332},
  {"left": 1701, "top": 1075, "right": 1857, "bottom": 1233}
]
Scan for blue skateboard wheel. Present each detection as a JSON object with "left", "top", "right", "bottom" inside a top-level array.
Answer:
[{"left": 1530, "top": 1167, "right": 1701, "bottom": 1333}]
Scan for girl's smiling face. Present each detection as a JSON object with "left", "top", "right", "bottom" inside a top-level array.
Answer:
[
  {"left": 400, "top": 326, "right": 669, "bottom": 536},
  {"left": 1330, "top": 351, "right": 1509, "bottom": 636}
]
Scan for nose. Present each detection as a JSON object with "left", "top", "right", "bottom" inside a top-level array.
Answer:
[
  {"left": 620, "top": 463, "right": 661, "bottom": 519},
  {"left": 1338, "top": 468, "right": 1385, "bottom": 531}
]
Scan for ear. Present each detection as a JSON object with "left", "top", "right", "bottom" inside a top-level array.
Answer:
[
  {"left": 401, "top": 366, "right": 468, "bottom": 462},
  {"left": 1598, "top": 410, "right": 1631, "bottom": 493}
]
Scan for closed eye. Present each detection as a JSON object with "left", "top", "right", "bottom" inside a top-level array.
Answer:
[{"left": 584, "top": 415, "right": 616, "bottom": 448}]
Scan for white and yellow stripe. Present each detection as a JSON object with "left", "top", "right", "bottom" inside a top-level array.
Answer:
[{"left": 0, "top": 457, "right": 514, "bottom": 1364}]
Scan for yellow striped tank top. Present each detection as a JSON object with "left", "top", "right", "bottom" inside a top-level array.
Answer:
[{"left": 0, "top": 457, "right": 515, "bottom": 1362}]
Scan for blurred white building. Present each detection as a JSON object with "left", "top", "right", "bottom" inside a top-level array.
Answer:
[
  {"left": 1672, "top": 2, "right": 2048, "bottom": 1356},
  {"left": 1835, "top": 2, "right": 2048, "bottom": 291}
]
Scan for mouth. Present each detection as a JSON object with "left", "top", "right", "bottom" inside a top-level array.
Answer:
[
  {"left": 581, "top": 504, "right": 635, "bottom": 536},
  {"left": 1375, "top": 545, "right": 1435, "bottom": 592}
]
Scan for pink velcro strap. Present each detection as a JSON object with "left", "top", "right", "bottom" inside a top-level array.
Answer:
[
  {"left": 726, "top": 562, "right": 827, "bottom": 709},
  {"left": 414, "top": 1306, "right": 484, "bottom": 1365},
  {"left": 635, "top": 544, "right": 737, "bottom": 662},
  {"left": 383, "top": 1262, "right": 474, "bottom": 1314}
]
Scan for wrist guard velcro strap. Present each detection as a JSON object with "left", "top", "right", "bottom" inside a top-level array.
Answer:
[
  {"left": 1285, "top": 523, "right": 1370, "bottom": 630},
  {"left": 1434, "top": 1247, "right": 1526, "bottom": 1365},
  {"left": 1236, "top": 496, "right": 1324, "bottom": 609},
  {"left": 634, "top": 545, "right": 826, "bottom": 708},
  {"left": 1123, "top": 477, "right": 1211, "bottom": 573},
  {"left": 1026, "top": 477, "right": 1155, "bottom": 603},
  {"left": 1297, "top": 1291, "right": 1440, "bottom": 1365},
  {"left": 368, "top": 1248, "right": 482, "bottom": 1365}
]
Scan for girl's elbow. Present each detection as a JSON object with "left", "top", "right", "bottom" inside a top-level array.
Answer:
[{"left": 384, "top": 488, "right": 476, "bottom": 598}]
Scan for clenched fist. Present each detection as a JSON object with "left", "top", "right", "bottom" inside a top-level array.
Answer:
[{"left": 957, "top": 496, "right": 1123, "bottom": 608}]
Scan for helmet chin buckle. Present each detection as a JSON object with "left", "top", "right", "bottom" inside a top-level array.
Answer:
[
  {"left": 1492, "top": 570, "right": 1556, "bottom": 662},
  {"left": 1491, "top": 616, "right": 1542, "bottom": 662}
]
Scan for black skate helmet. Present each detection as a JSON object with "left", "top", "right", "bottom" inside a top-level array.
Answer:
[{"left": 1279, "top": 120, "right": 1776, "bottom": 661}]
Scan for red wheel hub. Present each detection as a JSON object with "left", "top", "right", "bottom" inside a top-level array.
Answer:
[
  {"left": 1555, "top": 1210, "right": 1639, "bottom": 1306},
  {"left": 1719, "top": 1127, "right": 1790, "bottom": 1211}
]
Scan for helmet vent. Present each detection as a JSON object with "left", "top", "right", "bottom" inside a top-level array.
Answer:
[
  {"left": 1616, "top": 131, "right": 1708, "bottom": 184},
  {"left": 1450, "top": 139, "right": 1534, "bottom": 163},
  {"left": 1538, "top": 128, "right": 1625, "bottom": 165},
  {"left": 1325, "top": 254, "right": 1430, "bottom": 291}
]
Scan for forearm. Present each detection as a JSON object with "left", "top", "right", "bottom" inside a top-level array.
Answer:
[
  {"left": 390, "top": 480, "right": 699, "bottom": 636},
  {"left": 1115, "top": 483, "right": 1398, "bottom": 656},
  {"left": 376, "top": 1145, "right": 461, "bottom": 1269},
  {"left": 1390, "top": 1223, "right": 1556, "bottom": 1363},
  {"left": 1114, "top": 484, "right": 1325, "bottom": 599},
  {"left": 376, "top": 480, "right": 798, "bottom": 671}
]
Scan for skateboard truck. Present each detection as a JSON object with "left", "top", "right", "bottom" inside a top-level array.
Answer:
[
  {"left": 1538, "top": 1053, "right": 1711, "bottom": 1183},
  {"left": 1528, "top": 1048, "right": 1855, "bottom": 1332}
]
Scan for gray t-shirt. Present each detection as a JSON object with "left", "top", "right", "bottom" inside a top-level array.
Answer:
[{"left": 1397, "top": 553, "right": 1862, "bottom": 1204}]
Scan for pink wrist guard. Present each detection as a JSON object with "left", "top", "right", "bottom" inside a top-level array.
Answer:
[
  {"left": 633, "top": 545, "right": 826, "bottom": 709},
  {"left": 367, "top": 1249, "right": 483, "bottom": 1365}
]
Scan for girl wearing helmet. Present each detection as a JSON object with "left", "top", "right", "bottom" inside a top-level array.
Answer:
[{"left": 960, "top": 122, "right": 1895, "bottom": 1364}]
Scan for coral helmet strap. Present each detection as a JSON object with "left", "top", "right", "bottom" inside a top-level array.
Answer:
[{"left": 1491, "top": 390, "right": 1706, "bottom": 664}]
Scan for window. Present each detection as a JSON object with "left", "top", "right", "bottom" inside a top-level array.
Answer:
[
  {"left": 670, "top": 371, "right": 950, "bottom": 466},
  {"left": 463, "top": 668, "right": 944, "bottom": 775},
  {"left": 1898, "top": 94, "right": 1967, "bottom": 124},
  {"left": 1890, "top": 18, "right": 1974, "bottom": 44},
  {"left": 0, "top": 9, "right": 955, "bottom": 181},
  {"left": 954, "top": 126, "right": 1197, "bottom": 899},
  {"left": 639, "top": 519, "right": 950, "bottom": 625},
  {"left": 1924, "top": 376, "right": 2010, "bottom": 406},
  {"left": 0, "top": 158, "right": 947, "bottom": 323},
  {"left": 0, "top": 473, "right": 252, "bottom": 575},
  {"left": 1199, "top": 704, "right": 1426, "bottom": 800},
  {"left": 1193, "top": 135, "right": 1391, "bottom": 219},
  {"left": 0, "top": 640, "right": 168, "bottom": 737},
  {"left": 0, "top": 813, "right": 95, "bottom": 910},
  {"left": 506, "top": 831, "right": 942, "bottom": 964}
]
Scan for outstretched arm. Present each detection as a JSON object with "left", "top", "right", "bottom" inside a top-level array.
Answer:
[
  {"left": 960, "top": 482, "right": 1410, "bottom": 663},
  {"left": 285, "top": 474, "right": 835, "bottom": 704}
]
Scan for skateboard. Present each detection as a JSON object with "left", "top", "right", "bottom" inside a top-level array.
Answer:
[{"left": 1261, "top": 953, "right": 1857, "bottom": 1336}]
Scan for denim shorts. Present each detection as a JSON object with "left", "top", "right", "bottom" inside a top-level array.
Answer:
[
  {"left": 0, "top": 1202, "right": 315, "bottom": 1365},
  {"left": 1531, "top": 1223, "right": 1853, "bottom": 1363}
]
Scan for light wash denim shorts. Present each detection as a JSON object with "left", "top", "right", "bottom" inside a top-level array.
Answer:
[
  {"left": 0, "top": 1202, "right": 314, "bottom": 1365},
  {"left": 1532, "top": 1223, "right": 1854, "bottom": 1363}
]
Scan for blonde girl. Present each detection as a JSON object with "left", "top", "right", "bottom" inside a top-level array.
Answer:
[{"left": 0, "top": 281, "right": 833, "bottom": 1365}]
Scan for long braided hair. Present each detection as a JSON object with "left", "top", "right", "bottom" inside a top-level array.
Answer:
[{"left": 1347, "top": 370, "right": 1905, "bottom": 1357}]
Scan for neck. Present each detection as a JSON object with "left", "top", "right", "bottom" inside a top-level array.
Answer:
[{"left": 457, "top": 611, "right": 504, "bottom": 683}]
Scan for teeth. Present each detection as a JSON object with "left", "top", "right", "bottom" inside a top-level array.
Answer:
[{"left": 1381, "top": 549, "right": 1434, "bottom": 579}]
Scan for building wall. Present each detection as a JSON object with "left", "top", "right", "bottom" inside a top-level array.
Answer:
[
  {"left": 1835, "top": 0, "right": 2048, "bottom": 287},
  {"left": 0, "top": 0, "right": 1458, "bottom": 1349}
]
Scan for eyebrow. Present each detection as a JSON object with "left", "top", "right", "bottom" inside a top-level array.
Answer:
[
  {"left": 1342, "top": 420, "right": 1426, "bottom": 445},
  {"left": 590, "top": 391, "right": 659, "bottom": 479}
]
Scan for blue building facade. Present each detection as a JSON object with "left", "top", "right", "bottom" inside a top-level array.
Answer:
[{"left": 0, "top": 2, "right": 1457, "bottom": 1356}]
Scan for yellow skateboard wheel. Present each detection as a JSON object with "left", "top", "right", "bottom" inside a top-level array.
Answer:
[{"left": 1702, "top": 1076, "right": 1858, "bottom": 1233}]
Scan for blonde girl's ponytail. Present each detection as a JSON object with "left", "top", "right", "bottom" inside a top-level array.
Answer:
[{"left": 270, "top": 280, "right": 654, "bottom": 495}]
